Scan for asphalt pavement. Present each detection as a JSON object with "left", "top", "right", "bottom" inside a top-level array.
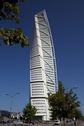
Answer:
[{"left": 0, "top": 121, "right": 84, "bottom": 126}]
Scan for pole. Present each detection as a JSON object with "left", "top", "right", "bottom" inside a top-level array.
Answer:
[
  {"left": 72, "top": 86, "right": 78, "bottom": 126},
  {"left": 6, "top": 93, "right": 20, "bottom": 121},
  {"left": 10, "top": 96, "right": 13, "bottom": 119},
  {"left": 74, "top": 121, "right": 76, "bottom": 126}
]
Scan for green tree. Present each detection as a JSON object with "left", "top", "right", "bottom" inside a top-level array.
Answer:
[
  {"left": 64, "top": 89, "right": 80, "bottom": 119},
  {"left": 48, "top": 81, "right": 81, "bottom": 121},
  {"left": 73, "top": 109, "right": 83, "bottom": 119},
  {"left": 23, "top": 103, "right": 37, "bottom": 120},
  {"left": 0, "top": 115, "right": 4, "bottom": 120},
  {"left": 48, "top": 81, "right": 65, "bottom": 120},
  {"left": 0, "top": 0, "right": 28, "bottom": 47}
]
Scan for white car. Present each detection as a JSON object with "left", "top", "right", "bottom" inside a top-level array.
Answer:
[
  {"left": 53, "top": 120, "right": 60, "bottom": 125},
  {"left": 14, "top": 120, "right": 23, "bottom": 125}
]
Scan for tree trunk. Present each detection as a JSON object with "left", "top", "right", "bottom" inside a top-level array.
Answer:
[
  {"left": 63, "top": 119, "right": 66, "bottom": 126},
  {"left": 74, "top": 121, "right": 76, "bottom": 126}
]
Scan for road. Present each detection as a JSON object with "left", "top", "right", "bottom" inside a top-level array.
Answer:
[
  {"left": 30, "top": 121, "right": 84, "bottom": 126},
  {"left": 0, "top": 121, "right": 84, "bottom": 126},
  {"left": 26, "top": 121, "right": 84, "bottom": 126}
]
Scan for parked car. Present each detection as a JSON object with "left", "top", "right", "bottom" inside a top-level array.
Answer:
[
  {"left": 14, "top": 120, "right": 23, "bottom": 125},
  {"left": 53, "top": 120, "right": 60, "bottom": 125},
  {"left": 28, "top": 120, "right": 34, "bottom": 125},
  {"left": 66, "top": 119, "right": 72, "bottom": 123}
]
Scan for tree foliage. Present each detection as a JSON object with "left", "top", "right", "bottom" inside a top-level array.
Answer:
[
  {"left": 74, "top": 109, "right": 83, "bottom": 119},
  {"left": 0, "top": 0, "right": 29, "bottom": 47},
  {"left": 48, "top": 81, "right": 81, "bottom": 120},
  {"left": 64, "top": 89, "right": 80, "bottom": 119},
  {"left": 23, "top": 103, "right": 37, "bottom": 120}
]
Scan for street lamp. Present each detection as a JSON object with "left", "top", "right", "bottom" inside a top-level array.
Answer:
[
  {"left": 68, "top": 86, "right": 78, "bottom": 92},
  {"left": 73, "top": 86, "right": 78, "bottom": 89},
  {"left": 71, "top": 86, "right": 78, "bottom": 126},
  {"left": 6, "top": 93, "right": 20, "bottom": 119}
]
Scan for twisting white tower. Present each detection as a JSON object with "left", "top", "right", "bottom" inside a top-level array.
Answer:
[{"left": 30, "top": 10, "right": 58, "bottom": 121}]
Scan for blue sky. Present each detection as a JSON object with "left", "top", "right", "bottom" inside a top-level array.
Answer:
[{"left": 0, "top": 0, "right": 84, "bottom": 114}]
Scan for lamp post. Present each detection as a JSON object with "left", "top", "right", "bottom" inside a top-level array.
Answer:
[
  {"left": 73, "top": 86, "right": 78, "bottom": 89},
  {"left": 71, "top": 86, "right": 78, "bottom": 126},
  {"left": 6, "top": 93, "right": 20, "bottom": 119}
]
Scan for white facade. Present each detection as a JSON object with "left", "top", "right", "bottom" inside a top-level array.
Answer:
[{"left": 30, "top": 10, "right": 58, "bottom": 121}]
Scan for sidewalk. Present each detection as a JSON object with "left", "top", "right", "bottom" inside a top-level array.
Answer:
[{"left": 76, "top": 121, "right": 84, "bottom": 126}]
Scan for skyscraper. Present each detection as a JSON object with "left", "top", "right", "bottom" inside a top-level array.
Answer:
[{"left": 30, "top": 10, "right": 58, "bottom": 121}]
